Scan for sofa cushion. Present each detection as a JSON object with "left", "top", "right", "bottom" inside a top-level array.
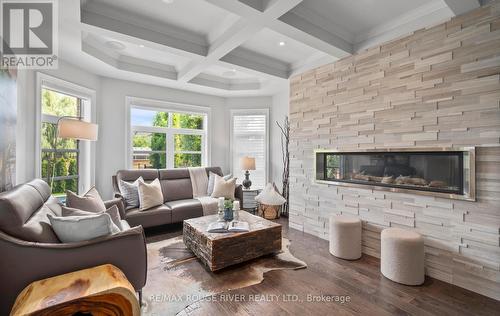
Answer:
[
  {"left": 126, "top": 204, "right": 172, "bottom": 228},
  {"left": 165, "top": 199, "right": 203, "bottom": 223},
  {"left": 66, "top": 187, "right": 107, "bottom": 213},
  {"left": 158, "top": 169, "right": 193, "bottom": 202},
  {"left": 117, "top": 169, "right": 159, "bottom": 182},
  {"left": 0, "top": 179, "right": 60, "bottom": 243}
]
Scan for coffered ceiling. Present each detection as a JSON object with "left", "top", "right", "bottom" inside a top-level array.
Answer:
[{"left": 58, "top": 0, "right": 481, "bottom": 96}]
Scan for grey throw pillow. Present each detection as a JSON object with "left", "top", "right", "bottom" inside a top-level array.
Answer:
[
  {"left": 66, "top": 187, "right": 106, "bottom": 213},
  {"left": 118, "top": 177, "right": 143, "bottom": 210},
  {"left": 62, "top": 205, "right": 126, "bottom": 231},
  {"left": 207, "top": 172, "right": 233, "bottom": 196},
  {"left": 47, "top": 213, "right": 120, "bottom": 243}
]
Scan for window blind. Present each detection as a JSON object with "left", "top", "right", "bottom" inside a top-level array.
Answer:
[{"left": 232, "top": 113, "right": 267, "bottom": 189}]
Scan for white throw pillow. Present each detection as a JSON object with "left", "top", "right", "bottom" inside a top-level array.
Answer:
[
  {"left": 207, "top": 172, "right": 233, "bottom": 196},
  {"left": 47, "top": 213, "right": 120, "bottom": 243},
  {"left": 137, "top": 178, "right": 164, "bottom": 211},
  {"left": 255, "top": 183, "right": 286, "bottom": 205},
  {"left": 210, "top": 174, "right": 236, "bottom": 200}
]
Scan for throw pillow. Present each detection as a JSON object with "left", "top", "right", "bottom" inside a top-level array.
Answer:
[
  {"left": 207, "top": 172, "right": 233, "bottom": 196},
  {"left": 210, "top": 174, "right": 236, "bottom": 199},
  {"left": 118, "top": 177, "right": 144, "bottom": 210},
  {"left": 47, "top": 213, "right": 120, "bottom": 243},
  {"left": 137, "top": 178, "right": 164, "bottom": 211},
  {"left": 62, "top": 205, "right": 126, "bottom": 231},
  {"left": 66, "top": 187, "right": 106, "bottom": 213}
]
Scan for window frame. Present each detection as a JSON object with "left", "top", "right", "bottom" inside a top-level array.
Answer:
[
  {"left": 126, "top": 97, "right": 211, "bottom": 169},
  {"left": 35, "top": 73, "right": 97, "bottom": 194},
  {"left": 229, "top": 108, "right": 269, "bottom": 189}
]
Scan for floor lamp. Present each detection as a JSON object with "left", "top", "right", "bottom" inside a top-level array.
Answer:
[{"left": 49, "top": 116, "right": 98, "bottom": 191}]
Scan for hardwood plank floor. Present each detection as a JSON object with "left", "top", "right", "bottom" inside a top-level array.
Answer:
[{"left": 145, "top": 218, "right": 500, "bottom": 316}]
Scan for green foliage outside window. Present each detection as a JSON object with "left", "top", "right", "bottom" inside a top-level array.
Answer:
[{"left": 41, "top": 89, "right": 80, "bottom": 195}]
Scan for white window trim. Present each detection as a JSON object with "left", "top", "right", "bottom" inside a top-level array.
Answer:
[
  {"left": 125, "top": 96, "right": 211, "bottom": 169},
  {"left": 35, "top": 72, "right": 97, "bottom": 193},
  {"left": 229, "top": 108, "right": 270, "bottom": 187}
]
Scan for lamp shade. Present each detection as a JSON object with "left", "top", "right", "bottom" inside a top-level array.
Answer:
[
  {"left": 58, "top": 118, "right": 98, "bottom": 141},
  {"left": 239, "top": 156, "right": 256, "bottom": 170}
]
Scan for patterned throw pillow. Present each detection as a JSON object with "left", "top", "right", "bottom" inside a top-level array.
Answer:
[{"left": 118, "top": 177, "right": 143, "bottom": 210}]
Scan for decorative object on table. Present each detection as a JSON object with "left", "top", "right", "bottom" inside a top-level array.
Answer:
[
  {"left": 240, "top": 156, "right": 256, "bottom": 189},
  {"left": 0, "top": 69, "right": 17, "bottom": 193},
  {"left": 217, "top": 197, "right": 225, "bottom": 222},
  {"left": 48, "top": 116, "right": 98, "bottom": 191},
  {"left": 276, "top": 116, "right": 290, "bottom": 217},
  {"left": 10, "top": 264, "right": 140, "bottom": 316},
  {"left": 223, "top": 199, "right": 234, "bottom": 221},
  {"left": 183, "top": 212, "right": 282, "bottom": 271},
  {"left": 206, "top": 220, "right": 250, "bottom": 233},
  {"left": 143, "top": 235, "right": 306, "bottom": 315},
  {"left": 255, "top": 183, "right": 286, "bottom": 220},
  {"left": 233, "top": 200, "right": 240, "bottom": 221},
  {"left": 242, "top": 188, "right": 261, "bottom": 213}
]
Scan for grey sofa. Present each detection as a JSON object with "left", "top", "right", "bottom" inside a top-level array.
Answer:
[
  {"left": 112, "top": 166, "right": 243, "bottom": 228},
  {"left": 0, "top": 179, "right": 147, "bottom": 315}
]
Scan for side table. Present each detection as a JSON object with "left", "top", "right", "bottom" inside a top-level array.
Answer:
[
  {"left": 10, "top": 264, "right": 140, "bottom": 316},
  {"left": 242, "top": 188, "right": 261, "bottom": 214}
]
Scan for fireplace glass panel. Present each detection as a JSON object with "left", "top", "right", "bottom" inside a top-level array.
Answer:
[{"left": 316, "top": 151, "right": 464, "bottom": 195}]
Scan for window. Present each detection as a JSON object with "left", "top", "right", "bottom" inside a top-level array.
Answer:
[
  {"left": 128, "top": 101, "right": 208, "bottom": 169},
  {"left": 231, "top": 109, "right": 269, "bottom": 189},
  {"left": 36, "top": 74, "right": 96, "bottom": 196}
]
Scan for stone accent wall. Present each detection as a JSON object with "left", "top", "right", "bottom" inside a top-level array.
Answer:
[{"left": 289, "top": 2, "right": 500, "bottom": 300}]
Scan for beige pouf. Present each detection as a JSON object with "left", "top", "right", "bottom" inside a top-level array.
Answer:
[
  {"left": 381, "top": 228, "right": 425, "bottom": 285},
  {"left": 329, "top": 215, "right": 362, "bottom": 260}
]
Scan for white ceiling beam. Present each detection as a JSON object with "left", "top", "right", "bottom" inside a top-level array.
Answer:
[
  {"left": 80, "top": 8, "right": 207, "bottom": 58},
  {"left": 442, "top": 0, "right": 480, "bottom": 16},
  {"left": 206, "top": 0, "right": 351, "bottom": 58},
  {"left": 220, "top": 47, "right": 289, "bottom": 79},
  {"left": 177, "top": 0, "right": 302, "bottom": 82}
]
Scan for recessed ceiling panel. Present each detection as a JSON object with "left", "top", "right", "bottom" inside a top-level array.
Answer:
[
  {"left": 239, "top": 28, "right": 319, "bottom": 66},
  {"left": 86, "top": 0, "right": 236, "bottom": 39}
]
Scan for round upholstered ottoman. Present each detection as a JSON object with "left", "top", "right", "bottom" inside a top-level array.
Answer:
[
  {"left": 381, "top": 228, "right": 425, "bottom": 285},
  {"left": 329, "top": 215, "right": 362, "bottom": 260}
]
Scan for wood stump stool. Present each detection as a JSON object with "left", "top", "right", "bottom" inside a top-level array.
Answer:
[
  {"left": 381, "top": 228, "right": 425, "bottom": 285},
  {"left": 329, "top": 215, "right": 362, "bottom": 260},
  {"left": 257, "top": 203, "right": 281, "bottom": 220},
  {"left": 10, "top": 264, "right": 140, "bottom": 316}
]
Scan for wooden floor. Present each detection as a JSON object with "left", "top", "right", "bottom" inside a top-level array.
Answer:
[{"left": 145, "top": 218, "right": 500, "bottom": 316}]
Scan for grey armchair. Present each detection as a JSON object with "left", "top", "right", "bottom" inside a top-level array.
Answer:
[{"left": 0, "top": 179, "right": 147, "bottom": 315}]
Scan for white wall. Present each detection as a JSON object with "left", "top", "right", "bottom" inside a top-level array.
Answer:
[
  {"left": 270, "top": 86, "right": 289, "bottom": 191},
  {"left": 15, "top": 60, "right": 289, "bottom": 199}
]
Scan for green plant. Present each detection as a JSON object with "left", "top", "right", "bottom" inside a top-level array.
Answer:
[{"left": 224, "top": 199, "right": 233, "bottom": 209}]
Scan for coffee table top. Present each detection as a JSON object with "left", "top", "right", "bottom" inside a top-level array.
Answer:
[{"left": 183, "top": 211, "right": 281, "bottom": 241}]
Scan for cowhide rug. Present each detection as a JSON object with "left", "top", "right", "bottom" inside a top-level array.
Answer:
[{"left": 142, "top": 236, "right": 307, "bottom": 316}]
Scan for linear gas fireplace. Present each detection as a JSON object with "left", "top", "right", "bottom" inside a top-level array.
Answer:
[{"left": 315, "top": 147, "right": 475, "bottom": 201}]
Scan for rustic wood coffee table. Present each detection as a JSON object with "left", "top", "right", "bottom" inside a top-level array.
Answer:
[{"left": 183, "top": 212, "right": 282, "bottom": 271}]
